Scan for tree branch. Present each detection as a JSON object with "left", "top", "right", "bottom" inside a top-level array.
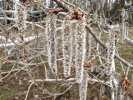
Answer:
[{"left": 86, "top": 25, "right": 133, "bottom": 68}]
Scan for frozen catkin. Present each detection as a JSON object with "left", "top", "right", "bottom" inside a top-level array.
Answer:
[
  {"left": 45, "top": 13, "right": 57, "bottom": 75},
  {"left": 62, "top": 18, "right": 73, "bottom": 77},
  {"left": 14, "top": 0, "right": 27, "bottom": 38},
  {"left": 14, "top": 0, "right": 27, "bottom": 61},
  {"left": 107, "top": 31, "right": 118, "bottom": 100},
  {"left": 79, "top": 70, "right": 88, "bottom": 100},
  {"left": 75, "top": 17, "right": 87, "bottom": 83},
  {"left": 107, "top": 31, "right": 117, "bottom": 74}
]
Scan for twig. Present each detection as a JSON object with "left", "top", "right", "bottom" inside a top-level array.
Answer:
[
  {"left": 83, "top": 56, "right": 98, "bottom": 67},
  {"left": 86, "top": 25, "right": 133, "bottom": 68},
  {"left": 58, "top": 0, "right": 88, "bottom": 14},
  {"left": 25, "top": 82, "right": 34, "bottom": 100},
  {"left": 7, "top": 71, "right": 20, "bottom": 81}
]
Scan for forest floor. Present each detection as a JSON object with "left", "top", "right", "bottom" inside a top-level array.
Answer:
[{"left": 0, "top": 28, "right": 133, "bottom": 100}]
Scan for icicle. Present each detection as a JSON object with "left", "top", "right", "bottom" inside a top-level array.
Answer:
[
  {"left": 45, "top": 14, "right": 57, "bottom": 75},
  {"left": 62, "top": 18, "right": 72, "bottom": 77},
  {"left": 79, "top": 70, "right": 88, "bottom": 100},
  {"left": 75, "top": 17, "right": 86, "bottom": 83}
]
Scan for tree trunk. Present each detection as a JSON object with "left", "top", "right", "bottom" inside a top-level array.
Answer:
[
  {"left": 107, "top": 0, "right": 125, "bottom": 18},
  {"left": 49, "top": 0, "right": 54, "bottom": 8}
]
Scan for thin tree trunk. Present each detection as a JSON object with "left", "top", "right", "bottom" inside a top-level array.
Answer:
[{"left": 49, "top": 0, "right": 54, "bottom": 8}]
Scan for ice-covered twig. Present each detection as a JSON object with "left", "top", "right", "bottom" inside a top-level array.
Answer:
[
  {"left": 0, "top": 34, "right": 43, "bottom": 48},
  {"left": 86, "top": 25, "right": 133, "bottom": 68},
  {"left": 45, "top": 13, "right": 57, "bottom": 75},
  {"left": 125, "top": 37, "right": 133, "bottom": 45},
  {"left": 62, "top": 18, "right": 72, "bottom": 77},
  {"left": 75, "top": 17, "right": 86, "bottom": 83}
]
